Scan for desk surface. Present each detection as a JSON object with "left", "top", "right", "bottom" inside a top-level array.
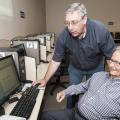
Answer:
[
  {"left": 3, "top": 63, "right": 49, "bottom": 120},
  {"left": 3, "top": 89, "right": 45, "bottom": 120}
]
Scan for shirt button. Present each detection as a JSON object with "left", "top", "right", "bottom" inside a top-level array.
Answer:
[{"left": 90, "top": 97, "right": 93, "bottom": 100}]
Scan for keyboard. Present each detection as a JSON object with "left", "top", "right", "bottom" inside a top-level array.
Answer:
[{"left": 10, "top": 85, "right": 39, "bottom": 119}]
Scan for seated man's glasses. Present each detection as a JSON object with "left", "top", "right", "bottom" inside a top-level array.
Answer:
[
  {"left": 109, "top": 59, "right": 120, "bottom": 65},
  {"left": 109, "top": 59, "right": 120, "bottom": 69}
]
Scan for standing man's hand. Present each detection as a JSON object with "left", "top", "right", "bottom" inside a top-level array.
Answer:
[
  {"left": 56, "top": 91, "right": 65, "bottom": 103},
  {"left": 32, "top": 60, "right": 61, "bottom": 87},
  {"left": 32, "top": 79, "right": 47, "bottom": 87}
]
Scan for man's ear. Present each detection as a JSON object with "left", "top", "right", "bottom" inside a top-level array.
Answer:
[{"left": 83, "top": 16, "right": 87, "bottom": 24}]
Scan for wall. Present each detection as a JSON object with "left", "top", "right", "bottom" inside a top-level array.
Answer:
[
  {"left": 0, "top": 0, "right": 46, "bottom": 40},
  {"left": 46, "top": 0, "right": 120, "bottom": 38},
  {"left": 1, "top": 0, "right": 119, "bottom": 40}
]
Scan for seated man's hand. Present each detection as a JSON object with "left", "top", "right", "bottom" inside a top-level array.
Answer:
[
  {"left": 56, "top": 91, "right": 65, "bottom": 103},
  {"left": 32, "top": 79, "right": 47, "bottom": 87}
]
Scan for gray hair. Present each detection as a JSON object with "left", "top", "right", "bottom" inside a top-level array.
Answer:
[
  {"left": 65, "top": 3, "right": 87, "bottom": 17},
  {"left": 110, "top": 47, "right": 120, "bottom": 58}
]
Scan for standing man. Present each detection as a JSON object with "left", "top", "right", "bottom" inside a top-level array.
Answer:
[{"left": 33, "top": 2, "right": 116, "bottom": 108}]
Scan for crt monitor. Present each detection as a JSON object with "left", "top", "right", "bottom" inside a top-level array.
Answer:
[
  {"left": 11, "top": 43, "right": 27, "bottom": 56},
  {"left": 0, "top": 55, "right": 20, "bottom": 106}
]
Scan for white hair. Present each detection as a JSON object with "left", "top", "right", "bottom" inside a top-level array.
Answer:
[{"left": 65, "top": 3, "right": 87, "bottom": 17}]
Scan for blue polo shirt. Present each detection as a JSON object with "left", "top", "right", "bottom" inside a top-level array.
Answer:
[{"left": 53, "top": 19, "right": 116, "bottom": 70}]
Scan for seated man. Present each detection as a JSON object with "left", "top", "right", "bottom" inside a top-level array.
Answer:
[{"left": 41, "top": 48, "right": 120, "bottom": 120}]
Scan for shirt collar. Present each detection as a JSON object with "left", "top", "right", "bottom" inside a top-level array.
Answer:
[
  {"left": 108, "top": 73, "right": 120, "bottom": 81},
  {"left": 78, "top": 26, "right": 86, "bottom": 39},
  {"left": 79, "top": 20, "right": 87, "bottom": 39}
]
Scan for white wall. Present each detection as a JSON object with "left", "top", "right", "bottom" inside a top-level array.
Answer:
[
  {"left": 46, "top": 0, "right": 120, "bottom": 38},
  {"left": 0, "top": 0, "right": 46, "bottom": 39},
  {"left": 0, "top": 0, "right": 119, "bottom": 40}
]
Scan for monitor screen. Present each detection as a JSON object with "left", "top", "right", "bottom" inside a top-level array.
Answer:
[{"left": 0, "top": 55, "right": 20, "bottom": 105}]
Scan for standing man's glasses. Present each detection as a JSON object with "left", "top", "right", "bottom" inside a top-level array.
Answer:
[
  {"left": 64, "top": 16, "right": 85, "bottom": 27},
  {"left": 64, "top": 20, "right": 83, "bottom": 27}
]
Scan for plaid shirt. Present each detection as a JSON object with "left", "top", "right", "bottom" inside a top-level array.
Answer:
[{"left": 64, "top": 71, "right": 120, "bottom": 120}]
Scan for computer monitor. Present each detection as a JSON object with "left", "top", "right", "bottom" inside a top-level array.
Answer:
[
  {"left": 115, "top": 32, "right": 120, "bottom": 39},
  {"left": 11, "top": 44, "right": 27, "bottom": 56},
  {"left": 0, "top": 46, "right": 26, "bottom": 82},
  {"left": 0, "top": 55, "right": 20, "bottom": 106}
]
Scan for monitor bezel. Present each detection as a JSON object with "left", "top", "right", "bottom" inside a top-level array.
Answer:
[
  {"left": 0, "top": 55, "right": 21, "bottom": 106},
  {"left": 11, "top": 43, "right": 27, "bottom": 56}
]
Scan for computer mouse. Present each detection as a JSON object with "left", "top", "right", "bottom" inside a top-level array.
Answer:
[{"left": 0, "top": 106, "right": 5, "bottom": 116}]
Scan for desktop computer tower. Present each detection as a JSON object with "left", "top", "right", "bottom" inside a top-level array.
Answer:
[
  {"left": 40, "top": 34, "right": 51, "bottom": 53},
  {"left": 29, "top": 35, "right": 47, "bottom": 62},
  {"left": 113, "top": 32, "right": 120, "bottom": 46},
  {"left": 39, "top": 37, "right": 47, "bottom": 62},
  {"left": 11, "top": 39, "right": 40, "bottom": 65},
  {"left": 0, "top": 47, "right": 26, "bottom": 82},
  {"left": 46, "top": 32, "right": 55, "bottom": 49},
  {"left": 115, "top": 32, "right": 120, "bottom": 39}
]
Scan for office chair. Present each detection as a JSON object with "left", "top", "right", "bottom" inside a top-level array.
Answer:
[{"left": 49, "top": 54, "right": 69, "bottom": 95}]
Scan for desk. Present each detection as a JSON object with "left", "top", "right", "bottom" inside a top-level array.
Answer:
[{"left": 2, "top": 63, "right": 49, "bottom": 120}]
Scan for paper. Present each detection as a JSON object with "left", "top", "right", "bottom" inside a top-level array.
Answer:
[
  {"left": 34, "top": 42, "right": 37, "bottom": 49},
  {"left": 27, "top": 42, "right": 33, "bottom": 48},
  {"left": 24, "top": 56, "right": 36, "bottom": 81},
  {"left": 21, "top": 83, "right": 32, "bottom": 92},
  {"left": 40, "top": 45, "right": 47, "bottom": 61}
]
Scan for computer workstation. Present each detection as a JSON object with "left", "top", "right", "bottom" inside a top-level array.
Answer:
[{"left": 0, "top": 55, "right": 47, "bottom": 120}]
